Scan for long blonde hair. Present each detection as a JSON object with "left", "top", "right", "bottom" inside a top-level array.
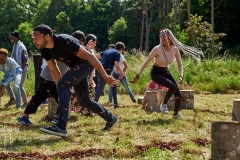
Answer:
[{"left": 160, "top": 28, "right": 204, "bottom": 63}]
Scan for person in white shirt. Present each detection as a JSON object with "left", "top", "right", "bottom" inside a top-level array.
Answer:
[{"left": 108, "top": 51, "right": 136, "bottom": 103}]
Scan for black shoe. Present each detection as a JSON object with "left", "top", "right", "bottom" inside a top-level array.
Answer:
[
  {"left": 132, "top": 99, "right": 136, "bottom": 103},
  {"left": 102, "top": 116, "right": 119, "bottom": 131},
  {"left": 114, "top": 104, "right": 119, "bottom": 109},
  {"left": 40, "top": 125, "right": 67, "bottom": 137}
]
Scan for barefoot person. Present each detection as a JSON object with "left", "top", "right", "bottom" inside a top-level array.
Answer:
[
  {"left": 131, "top": 28, "right": 204, "bottom": 119},
  {"left": 32, "top": 24, "right": 119, "bottom": 137}
]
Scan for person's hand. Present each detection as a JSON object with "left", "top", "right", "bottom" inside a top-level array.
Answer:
[
  {"left": 129, "top": 74, "right": 140, "bottom": 83},
  {"left": 104, "top": 75, "right": 119, "bottom": 87},
  {"left": 86, "top": 39, "right": 94, "bottom": 50},
  {"left": 118, "top": 73, "right": 124, "bottom": 80},
  {"left": 179, "top": 76, "right": 183, "bottom": 85}
]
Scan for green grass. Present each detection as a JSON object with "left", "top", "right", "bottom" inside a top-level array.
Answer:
[{"left": 0, "top": 93, "right": 237, "bottom": 159}]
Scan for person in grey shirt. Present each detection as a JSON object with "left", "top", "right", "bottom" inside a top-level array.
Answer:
[
  {"left": 0, "top": 48, "right": 22, "bottom": 109},
  {"left": 17, "top": 60, "right": 68, "bottom": 125},
  {"left": 5, "top": 31, "right": 28, "bottom": 108}
]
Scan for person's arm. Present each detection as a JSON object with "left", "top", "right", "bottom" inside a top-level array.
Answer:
[
  {"left": 21, "top": 50, "right": 27, "bottom": 69},
  {"left": 131, "top": 48, "right": 158, "bottom": 83},
  {"left": 46, "top": 59, "right": 61, "bottom": 84},
  {"left": 2, "top": 60, "right": 18, "bottom": 87},
  {"left": 122, "top": 61, "right": 127, "bottom": 73},
  {"left": 175, "top": 48, "right": 183, "bottom": 84},
  {"left": 76, "top": 45, "right": 118, "bottom": 86}
]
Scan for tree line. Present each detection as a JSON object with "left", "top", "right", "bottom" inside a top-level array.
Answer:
[{"left": 0, "top": 0, "right": 239, "bottom": 57}]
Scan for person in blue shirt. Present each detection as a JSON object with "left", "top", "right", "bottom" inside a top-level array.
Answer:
[
  {"left": 0, "top": 48, "right": 23, "bottom": 109},
  {"left": 95, "top": 42, "right": 125, "bottom": 109}
]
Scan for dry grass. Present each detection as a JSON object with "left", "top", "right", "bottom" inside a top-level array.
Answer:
[{"left": 0, "top": 93, "right": 237, "bottom": 159}]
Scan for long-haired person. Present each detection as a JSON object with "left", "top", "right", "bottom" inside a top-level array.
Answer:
[{"left": 132, "top": 28, "right": 204, "bottom": 119}]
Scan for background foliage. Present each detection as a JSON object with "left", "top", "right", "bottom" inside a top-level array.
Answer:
[{"left": 0, "top": 0, "right": 239, "bottom": 55}]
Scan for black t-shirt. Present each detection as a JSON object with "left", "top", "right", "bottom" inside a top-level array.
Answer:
[
  {"left": 40, "top": 34, "right": 85, "bottom": 66},
  {"left": 100, "top": 49, "right": 120, "bottom": 69}
]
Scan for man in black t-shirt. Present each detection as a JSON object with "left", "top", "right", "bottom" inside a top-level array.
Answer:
[{"left": 31, "top": 24, "right": 119, "bottom": 137}]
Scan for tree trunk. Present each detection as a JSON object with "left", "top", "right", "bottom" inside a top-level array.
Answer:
[
  {"left": 144, "top": 0, "right": 149, "bottom": 52},
  {"left": 174, "top": 0, "right": 177, "bottom": 36},
  {"left": 187, "top": 0, "right": 197, "bottom": 47},
  {"left": 211, "top": 121, "right": 240, "bottom": 160},
  {"left": 140, "top": 12, "right": 145, "bottom": 51}
]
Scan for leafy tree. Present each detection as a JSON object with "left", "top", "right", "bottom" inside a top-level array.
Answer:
[
  {"left": 0, "top": 0, "right": 34, "bottom": 51},
  {"left": 108, "top": 17, "right": 127, "bottom": 45},
  {"left": 185, "top": 14, "right": 226, "bottom": 58}
]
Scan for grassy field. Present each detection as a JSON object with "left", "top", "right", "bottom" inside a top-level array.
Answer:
[{"left": 0, "top": 93, "right": 237, "bottom": 159}]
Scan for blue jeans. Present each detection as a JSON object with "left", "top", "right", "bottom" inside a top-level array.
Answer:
[
  {"left": 3, "top": 73, "right": 22, "bottom": 107},
  {"left": 5, "top": 65, "right": 28, "bottom": 104},
  {"left": 56, "top": 61, "right": 116, "bottom": 130},
  {"left": 108, "top": 72, "right": 135, "bottom": 102},
  {"left": 94, "top": 69, "right": 118, "bottom": 105}
]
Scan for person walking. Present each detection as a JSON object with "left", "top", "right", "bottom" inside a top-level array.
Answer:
[
  {"left": 0, "top": 48, "right": 23, "bottom": 109},
  {"left": 108, "top": 50, "right": 136, "bottom": 103},
  {"left": 131, "top": 28, "right": 204, "bottom": 119},
  {"left": 94, "top": 42, "right": 125, "bottom": 109},
  {"left": 4, "top": 32, "right": 28, "bottom": 108},
  {"left": 32, "top": 24, "right": 119, "bottom": 137}
]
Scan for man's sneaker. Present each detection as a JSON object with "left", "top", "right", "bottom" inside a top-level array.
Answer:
[
  {"left": 40, "top": 125, "right": 67, "bottom": 137},
  {"left": 160, "top": 103, "right": 169, "bottom": 114},
  {"left": 21, "top": 103, "right": 27, "bottom": 109},
  {"left": 51, "top": 117, "right": 59, "bottom": 124},
  {"left": 114, "top": 104, "right": 119, "bottom": 109},
  {"left": 102, "top": 116, "right": 119, "bottom": 131},
  {"left": 173, "top": 113, "right": 183, "bottom": 119},
  {"left": 132, "top": 99, "right": 136, "bottom": 103},
  {"left": 18, "top": 115, "right": 33, "bottom": 125},
  {"left": 4, "top": 99, "right": 16, "bottom": 107},
  {"left": 16, "top": 105, "right": 22, "bottom": 110}
]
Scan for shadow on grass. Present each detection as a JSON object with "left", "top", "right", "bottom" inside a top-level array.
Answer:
[{"left": 2, "top": 136, "right": 64, "bottom": 151}]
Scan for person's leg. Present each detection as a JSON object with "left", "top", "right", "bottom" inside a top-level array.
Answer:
[
  {"left": 20, "top": 65, "right": 28, "bottom": 105},
  {"left": 74, "top": 77, "right": 116, "bottom": 122},
  {"left": 108, "top": 86, "right": 113, "bottom": 103},
  {"left": 94, "top": 70, "right": 112, "bottom": 102},
  {"left": 120, "top": 75, "right": 136, "bottom": 102},
  {"left": 151, "top": 66, "right": 181, "bottom": 115},
  {"left": 13, "top": 73, "right": 22, "bottom": 108},
  {"left": 111, "top": 72, "right": 119, "bottom": 107},
  {"left": 4, "top": 84, "right": 15, "bottom": 106},
  {"left": 23, "top": 77, "right": 57, "bottom": 114}
]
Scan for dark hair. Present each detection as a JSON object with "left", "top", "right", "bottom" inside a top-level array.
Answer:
[
  {"left": 108, "top": 44, "right": 115, "bottom": 49},
  {"left": 72, "top": 30, "right": 86, "bottom": 44},
  {"left": 10, "top": 32, "right": 21, "bottom": 38},
  {"left": 115, "top": 42, "right": 125, "bottom": 50},
  {"left": 85, "top": 34, "right": 97, "bottom": 45},
  {"left": 33, "top": 24, "right": 53, "bottom": 36},
  {"left": 0, "top": 48, "right": 8, "bottom": 56}
]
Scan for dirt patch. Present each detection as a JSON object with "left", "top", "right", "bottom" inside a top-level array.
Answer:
[
  {"left": 191, "top": 138, "right": 211, "bottom": 147},
  {"left": 136, "top": 140, "right": 182, "bottom": 153}
]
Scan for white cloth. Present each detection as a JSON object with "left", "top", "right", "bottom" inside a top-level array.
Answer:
[
  {"left": 11, "top": 40, "right": 28, "bottom": 68},
  {"left": 113, "top": 54, "right": 125, "bottom": 74}
]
